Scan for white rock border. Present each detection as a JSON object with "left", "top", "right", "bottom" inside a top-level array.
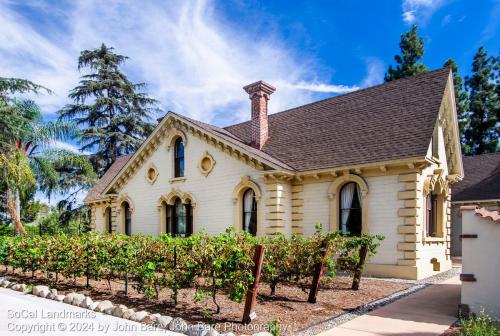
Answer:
[{"left": 0, "top": 276, "right": 270, "bottom": 336}]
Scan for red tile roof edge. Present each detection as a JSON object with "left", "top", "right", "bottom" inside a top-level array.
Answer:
[{"left": 460, "top": 205, "right": 500, "bottom": 222}]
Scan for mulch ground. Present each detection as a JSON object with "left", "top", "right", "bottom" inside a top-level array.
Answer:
[
  {"left": 0, "top": 269, "right": 410, "bottom": 335},
  {"left": 441, "top": 326, "right": 461, "bottom": 336}
]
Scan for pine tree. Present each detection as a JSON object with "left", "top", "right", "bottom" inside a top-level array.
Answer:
[
  {"left": 59, "top": 44, "right": 159, "bottom": 175},
  {"left": 443, "top": 59, "right": 469, "bottom": 152},
  {"left": 463, "top": 47, "right": 499, "bottom": 155},
  {"left": 385, "top": 25, "right": 428, "bottom": 82}
]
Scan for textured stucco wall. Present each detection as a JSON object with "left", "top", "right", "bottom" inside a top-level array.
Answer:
[{"left": 461, "top": 210, "right": 500, "bottom": 317}]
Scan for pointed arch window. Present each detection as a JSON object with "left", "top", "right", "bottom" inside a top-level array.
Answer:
[
  {"left": 166, "top": 198, "right": 192, "bottom": 237},
  {"left": 242, "top": 189, "right": 257, "bottom": 236},
  {"left": 425, "top": 193, "right": 438, "bottom": 237},
  {"left": 339, "top": 182, "right": 362, "bottom": 235},
  {"left": 174, "top": 137, "right": 185, "bottom": 178},
  {"left": 122, "top": 202, "right": 132, "bottom": 236},
  {"left": 104, "top": 207, "right": 112, "bottom": 233}
]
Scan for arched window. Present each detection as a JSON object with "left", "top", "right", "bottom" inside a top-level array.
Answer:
[
  {"left": 425, "top": 193, "right": 438, "bottom": 237},
  {"left": 174, "top": 137, "right": 185, "bottom": 177},
  {"left": 122, "top": 202, "right": 132, "bottom": 236},
  {"left": 166, "top": 198, "right": 192, "bottom": 237},
  {"left": 339, "top": 182, "right": 362, "bottom": 235},
  {"left": 104, "top": 207, "right": 112, "bottom": 233},
  {"left": 242, "top": 189, "right": 257, "bottom": 236}
]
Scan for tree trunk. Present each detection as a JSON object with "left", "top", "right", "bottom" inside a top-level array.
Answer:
[{"left": 6, "top": 188, "right": 25, "bottom": 235}]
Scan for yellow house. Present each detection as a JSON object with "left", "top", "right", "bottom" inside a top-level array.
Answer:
[{"left": 85, "top": 68, "right": 463, "bottom": 280}]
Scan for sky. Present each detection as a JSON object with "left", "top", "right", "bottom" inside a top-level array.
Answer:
[{"left": 0, "top": 0, "right": 498, "bottom": 204}]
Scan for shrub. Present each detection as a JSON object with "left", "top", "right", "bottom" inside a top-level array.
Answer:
[
  {"left": 461, "top": 310, "right": 499, "bottom": 336},
  {"left": 0, "top": 229, "right": 384, "bottom": 314}
]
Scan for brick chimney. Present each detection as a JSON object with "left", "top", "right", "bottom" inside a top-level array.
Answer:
[{"left": 243, "top": 80, "right": 276, "bottom": 150}]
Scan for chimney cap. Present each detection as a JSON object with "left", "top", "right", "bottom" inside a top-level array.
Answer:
[{"left": 243, "top": 80, "right": 276, "bottom": 96}]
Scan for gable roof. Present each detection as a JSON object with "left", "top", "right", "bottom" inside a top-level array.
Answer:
[
  {"left": 225, "top": 67, "right": 452, "bottom": 171},
  {"left": 452, "top": 153, "right": 500, "bottom": 203},
  {"left": 86, "top": 68, "right": 454, "bottom": 203},
  {"left": 84, "top": 155, "right": 132, "bottom": 203},
  {"left": 177, "top": 113, "right": 294, "bottom": 170}
]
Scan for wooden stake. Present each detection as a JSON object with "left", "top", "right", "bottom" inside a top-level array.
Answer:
[
  {"left": 308, "top": 240, "right": 329, "bottom": 303},
  {"left": 242, "top": 244, "right": 264, "bottom": 324},
  {"left": 351, "top": 244, "right": 368, "bottom": 290}
]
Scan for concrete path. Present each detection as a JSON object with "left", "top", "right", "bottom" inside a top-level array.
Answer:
[
  {"left": 318, "top": 276, "right": 461, "bottom": 336},
  {"left": 0, "top": 287, "right": 182, "bottom": 336}
]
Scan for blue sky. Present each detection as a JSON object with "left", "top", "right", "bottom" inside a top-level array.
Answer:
[{"left": 0, "top": 0, "right": 498, "bottom": 203}]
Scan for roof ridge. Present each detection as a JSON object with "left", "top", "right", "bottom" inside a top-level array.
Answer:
[{"left": 225, "top": 67, "right": 450, "bottom": 130}]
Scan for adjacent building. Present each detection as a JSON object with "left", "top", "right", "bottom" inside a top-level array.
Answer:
[{"left": 450, "top": 153, "right": 500, "bottom": 256}]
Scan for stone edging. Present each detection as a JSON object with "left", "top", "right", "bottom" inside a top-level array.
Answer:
[{"left": 0, "top": 276, "right": 271, "bottom": 336}]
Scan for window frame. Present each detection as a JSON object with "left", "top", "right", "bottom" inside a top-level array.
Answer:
[
  {"left": 166, "top": 198, "right": 193, "bottom": 237},
  {"left": 425, "top": 193, "right": 438, "bottom": 238},
  {"left": 105, "top": 207, "right": 112, "bottom": 233},
  {"left": 174, "top": 137, "right": 185, "bottom": 178},
  {"left": 338, "top": 182, "right": 362, "bottom": 236},
  {"left": 242, "top": 188, "right": 258, "bottom": 236},
  {"left": 123, "top": 202, "right": 132, "bottom": 236}
]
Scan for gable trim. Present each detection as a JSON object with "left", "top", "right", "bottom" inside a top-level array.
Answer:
[{"left": 101, "top": 112, "right": 292, "bottom": 197}]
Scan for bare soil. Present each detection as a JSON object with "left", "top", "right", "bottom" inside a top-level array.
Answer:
[{"left": 0, "top": 269, "right": 410, "bottom": 334}]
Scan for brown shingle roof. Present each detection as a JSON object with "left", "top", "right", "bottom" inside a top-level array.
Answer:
[
  {"left": 452, "top": 153, "right": 500, "bottom": 202},
  {"left": 225, "top": 68, "right": 451, "bottom": 171},
  {"left": 84, "top": 155, "right": 132, "bottom": 203},
  {"left": 176, "top": 113, "right": 294, "bottom": 170}
]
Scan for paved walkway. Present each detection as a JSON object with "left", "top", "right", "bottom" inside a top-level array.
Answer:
[
  {"left": 0, "top": 287, "right": 180, "bottom": 335},
  {"left": 318, "top": 276, "right": 461, "bottom": 336}
]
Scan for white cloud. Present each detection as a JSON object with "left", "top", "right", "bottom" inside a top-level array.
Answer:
[
  {"left": 361, "top": 58, "right": 385, "bottom": 88},
  {"left": 402, "top": 0, "right": 446, "bottom": 25},
  {"left": 0, "top": 0, "right": 357, "bottom": 127},
  {"left": 50, "top": 140, "right": 91, "bottom": 155},
  {"left": 278, "top": 81, "right": 359, "bottom": 94}
]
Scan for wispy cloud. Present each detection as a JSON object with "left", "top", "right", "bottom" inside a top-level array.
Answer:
[
  {"left": 481, "top": 1, "right": 500, "bottom": 42},
  {"left": 361, "top": 57, "right": 385, "bottom": 87},
  {"left": 279, "top": 81, "right": 358, "bottom": 94},
  {"left": 50, "top": 140, "right": 91, "bottom": 155},
  {"left": 0, "top": 0, "right": 357, "bottom": 127},
  {"left": 402, "top": 0, "right": 446, "bottom": 25}
]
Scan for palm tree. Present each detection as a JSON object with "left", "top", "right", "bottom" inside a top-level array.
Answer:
[{"left": 1, "top": 77, "right": 96, "bottom": 235}]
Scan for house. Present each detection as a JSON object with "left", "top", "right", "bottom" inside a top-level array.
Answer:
[
  {"left": 85, "top": 68, "right": 463, "bottom": 280},
  {"left": 450, "top": 153, "right": 500, "bottom": 256},
  {"left": 459, "top": 206, "right": 500, "bottom": 317}
]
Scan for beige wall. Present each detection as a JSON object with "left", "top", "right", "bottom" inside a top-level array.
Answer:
[
  {"left": 94, "top": 207, "right": 105, "bottom": 232},
  {"left": 114, "top": 127, "right": 269, "bottom": 236},
  {"left": 366, "top": 175, "right": 405, "bottom": 264},
  {"left": 302, "top": 182, "right": 330, "bottom": 236},
  {"left": 461, "top": 209, "right": 500, "bottom": 317},
  {"left": 414, "top": 125, "right": 452, "bottom": 276}
]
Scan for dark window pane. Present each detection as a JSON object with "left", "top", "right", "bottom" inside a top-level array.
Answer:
[
  {"left": 106, "top": 208, "right": 112, "bottom": 233},
  {"left": 123, "top": 202, "right": 131, "bottom": 236},
  {"left": 174, "top": 138, "right": 185, "bottom": 177},
  {"left": 339, "top": 182, "right": 362, "bottom": 236},
  {"left": 242, "top": 189, "right": 257, "bottom": 236}
]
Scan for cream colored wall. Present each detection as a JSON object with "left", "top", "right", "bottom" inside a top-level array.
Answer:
[
  {"left": 416, "top": 125, "right": 452, "bottom": 275},
  {"left": 301, "top": 174, "right": 404, "bottom": 264},
  {"left": 461, "top": 210, "right": 500, "bottom": 317},
  {"left": 94, "top": 206, "right": 105, "bottom": 232},
  {"left": 365, "top": 175, "right": 405, "bottom": 264},
  {"left": 302, "top": 182, "right": 330, "bottom": 236},
  {"left": 116, "top": 127, "right": 269, "bottom": 236}
]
